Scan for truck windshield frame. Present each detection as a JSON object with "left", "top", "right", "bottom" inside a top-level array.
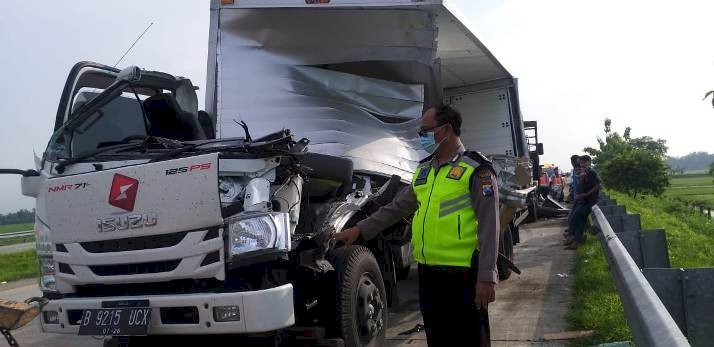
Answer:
[{"left": 46, "top": 84, "right": 152, "bottom": 161}]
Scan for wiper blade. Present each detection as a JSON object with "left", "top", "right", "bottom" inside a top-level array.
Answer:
[
  {"left": 54, "top": 142, "right": 145, "bottom": 173},
  {"left": 149, "top": 135, "right": 294, "bottom": 163},
  {"left": 55, "top": 136, "right": 188, "bottom": 173}
]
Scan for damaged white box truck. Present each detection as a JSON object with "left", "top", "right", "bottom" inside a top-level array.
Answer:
[{"left": 1, "top": 0, "right": 540, "bottom": 346}]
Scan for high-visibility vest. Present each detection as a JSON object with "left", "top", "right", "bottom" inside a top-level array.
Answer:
[
  {"left": 539, "top": 173, "right": 550, "bottom": 186},
  {"left": 411, "top": 153, "right": 487, "bottom": 268}
]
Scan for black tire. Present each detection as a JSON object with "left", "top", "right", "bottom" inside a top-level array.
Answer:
[
  {"left": 328, "top": 246, "right": 387, "bottom": 347},
  {"left": 497, "top": 226, "right": 514, "bottom": 281}
]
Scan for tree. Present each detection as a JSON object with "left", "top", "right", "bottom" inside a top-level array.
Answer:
[
  {"left": 585, "top": 119, "right": 670, "bottom": 197},
  {"left": 709, "top": 162, "right": 714, "bottom": 184},
  {"left": 0, "top": 208, "right": 35, "bottom": 225}
]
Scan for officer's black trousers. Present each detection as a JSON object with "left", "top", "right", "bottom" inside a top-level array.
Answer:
[{"left": 418, "top": 263, "right": 490, "bottom": 347}]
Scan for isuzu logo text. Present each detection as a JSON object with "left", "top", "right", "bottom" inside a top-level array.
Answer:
[
  {"left": 97, "top": 213, "right": 158, "bottom": 233},
  {"left": 165, "top": 162, "right": 212, "bottom": 176},
  {"left": 109, "top": 174, "right": 139, "bottom": 212}
]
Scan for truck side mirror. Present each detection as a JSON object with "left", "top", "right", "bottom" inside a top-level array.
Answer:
[
  {"left": 536, "top": 143, "right": 544, "bottom": 155},
  {"left": 21, "top": 175, "right": 41, "bottom": 198},
  {"left": 0, "top": 169, "right": 41, "bottom": 198},
  {"left": 198, "top": 111, "right": 216, "bottom": 139}
]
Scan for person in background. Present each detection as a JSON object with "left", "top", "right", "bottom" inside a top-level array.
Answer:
[
  {"left": 563, "top": 155, "right": 581, "bottom": 243},
  {"left": 565, "top": 155, "right": 600, "bottom": 249}
]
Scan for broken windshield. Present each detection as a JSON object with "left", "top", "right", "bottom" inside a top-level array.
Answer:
[{"left": 46, "top": 88, "right": 149, "bottom": 160}]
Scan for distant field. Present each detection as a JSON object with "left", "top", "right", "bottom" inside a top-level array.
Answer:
[
  {"left": 0, "top": 222, "right": 35, "bottom": 247},
  {"left": 667, "top": 174, "right": 714, "bottom": 208},
  {"left": 0, "top": 222, "right": 33, "bottom": 234}
]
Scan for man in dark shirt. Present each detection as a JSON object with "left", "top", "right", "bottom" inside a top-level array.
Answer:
[{"left": 565, "top": 155, "right": 600, "bottom": 249}]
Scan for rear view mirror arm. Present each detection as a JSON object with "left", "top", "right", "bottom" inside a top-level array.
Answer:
[{"left": 0, "top": 169, "right": 40, "bottom": 177}]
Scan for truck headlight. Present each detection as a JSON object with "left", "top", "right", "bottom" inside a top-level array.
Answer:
[
  {"left": 35, "top": 220, "right": 57, "bottom": 292},
  {"left": 226, "top": 212, "right": 290, "bottom": 257}
]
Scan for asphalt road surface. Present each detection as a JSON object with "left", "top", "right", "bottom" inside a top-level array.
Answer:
[{"left": 1, "top": 219, "right": 574, "bottom": 347}]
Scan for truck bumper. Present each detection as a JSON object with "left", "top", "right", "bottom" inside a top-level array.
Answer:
[{"left": 40, "top": 284, "right": 294, "bottom": 335}]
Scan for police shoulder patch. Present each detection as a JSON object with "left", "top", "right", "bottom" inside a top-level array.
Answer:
[
  {"left": 482, "top": 184, "right": 494, "bottom": 196},
  {"left": 477, "top": 169, "right": 494, "bottom": 196},
  {"left": 447, "top": 166, "right": 466, "bottom": 180}
]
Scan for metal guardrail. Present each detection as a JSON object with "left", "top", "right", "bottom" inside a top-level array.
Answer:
[
  {"left": 0, "top": 230, "right": 34, "bottom": 240},
  {"left": 592, "top": 204, "right": 690, "bottom": 347}
]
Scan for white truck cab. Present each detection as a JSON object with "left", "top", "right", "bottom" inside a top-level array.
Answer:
[{"left": 1, "top": 1, "right": 540, "bottom": 346}]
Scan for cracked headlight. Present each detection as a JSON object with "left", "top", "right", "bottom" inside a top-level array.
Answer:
[{"left": 226, "top": 212, "right": 290, "bottom": 257}]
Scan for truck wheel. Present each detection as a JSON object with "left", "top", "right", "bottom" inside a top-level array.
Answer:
[
  {"left": 329, "top": 246, "right": 387, "bottom": 347},
  {"left": 497, "top": 226, "right": 514, "bottom": 281}
]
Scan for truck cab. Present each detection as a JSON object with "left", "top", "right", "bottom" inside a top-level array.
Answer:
[{"left": 3, "top": 1, "right": 539, "bottom": 346}]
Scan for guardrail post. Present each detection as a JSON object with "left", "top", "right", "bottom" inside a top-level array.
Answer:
[
  {"left": 643, "top": 268, "right": 714, "bottom": 346},
  {"left": 617, "top": 229, "right": 670, "bottom": 269}
]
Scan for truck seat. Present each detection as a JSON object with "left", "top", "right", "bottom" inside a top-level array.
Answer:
[{"left": 143, "top": 94, "right": 206, "bottom": 141}]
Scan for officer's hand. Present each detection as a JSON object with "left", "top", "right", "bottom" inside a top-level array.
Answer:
[
  {"left": 475, "top": 281, "right": 496, "bottom": 309},
  {"left": 331, "top": 226, "right": 361, "bottom": 246}
]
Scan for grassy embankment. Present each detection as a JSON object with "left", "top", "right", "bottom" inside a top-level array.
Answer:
[
  {"left": 0, "top": 222, "right": 33, "bottom": 234},
  {"left": 568, "top": 190, "right": 714, "bottom": 346},
  {"left": 0, "top": 250, "right": 38, "bottom": 283},
  {"left": 0, "top": 223, "right": 37, "bottom": 282}
]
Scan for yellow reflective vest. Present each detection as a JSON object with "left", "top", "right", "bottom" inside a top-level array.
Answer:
[{"left": 411, "top": 154, "right": 485, "bottom": 268}]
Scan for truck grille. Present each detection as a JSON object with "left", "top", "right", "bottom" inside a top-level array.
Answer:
[
  {"left": 80, "top": 231, "right": 190, "bottom": 253},
  {"left": 89, "top": 260, "right": 181, "bottom": 276},
  {"left": 72, "top": 278, "right": 227, "bottom": 297}
]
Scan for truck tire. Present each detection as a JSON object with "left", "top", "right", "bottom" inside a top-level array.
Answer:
[
  {"left": 497, "top": 226, "right": 514, "bottom": 281},
  {"left": 329, "top": 246, "right": 387, "bottom": 347}
]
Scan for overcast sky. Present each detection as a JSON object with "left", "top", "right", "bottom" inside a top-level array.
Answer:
[{"left": 1, "top": 0, "right": 714, "bottom": 214}]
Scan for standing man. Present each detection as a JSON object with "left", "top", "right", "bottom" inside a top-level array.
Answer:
[
  {"left": 332, "top": 104, "right": 500, "bottom": 346},
  {"left": 563, "top": 155, "right": 581, "bottom": 243},
  {"left": 565, "top": 155, "right": 600, "bottom": 249},
  {"left": 570, "top": 155, "right": 580, "bottom": 202}
]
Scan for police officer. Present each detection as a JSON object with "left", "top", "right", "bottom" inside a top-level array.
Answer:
[{"left": 332, "top": 104, "right": 500, "bottom": 346}]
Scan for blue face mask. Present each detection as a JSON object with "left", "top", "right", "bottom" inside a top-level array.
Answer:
[{"left": 419, "top": 132, "right": 438, "bottom": 153}]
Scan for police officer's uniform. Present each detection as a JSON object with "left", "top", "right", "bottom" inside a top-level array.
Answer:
[{"left": 356, "top": 146, "right": 500, "bottom": 346}]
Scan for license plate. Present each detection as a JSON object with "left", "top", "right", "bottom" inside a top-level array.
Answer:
[{"left": 77, "top": 307, "right": 151, "bottom": 336}]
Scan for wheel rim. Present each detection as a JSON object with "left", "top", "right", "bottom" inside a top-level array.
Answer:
[{"left": 355, "top": 271, "right": 384, "bottom": 344}]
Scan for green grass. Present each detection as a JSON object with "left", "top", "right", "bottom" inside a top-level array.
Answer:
[
  {"left": 667, "top": 174, "right": 714, "bottom": 209},
  {"left": 669, "top": 175, "right": 712, "bottom": 186},
  {"left": 0, "top": 250, "right": 38, "bottom": 282},
  {"left": 0, "top": 222, "right": 33, "bottom": 234},
  {"left": 568, "top": 236, "right": 632, "bottom": 346},
  {"left": 0, "top": 222, "right": 35, "bottom": 247},
  {"left": 568, "top": 190, "right": 714, "bottom": 345}
]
